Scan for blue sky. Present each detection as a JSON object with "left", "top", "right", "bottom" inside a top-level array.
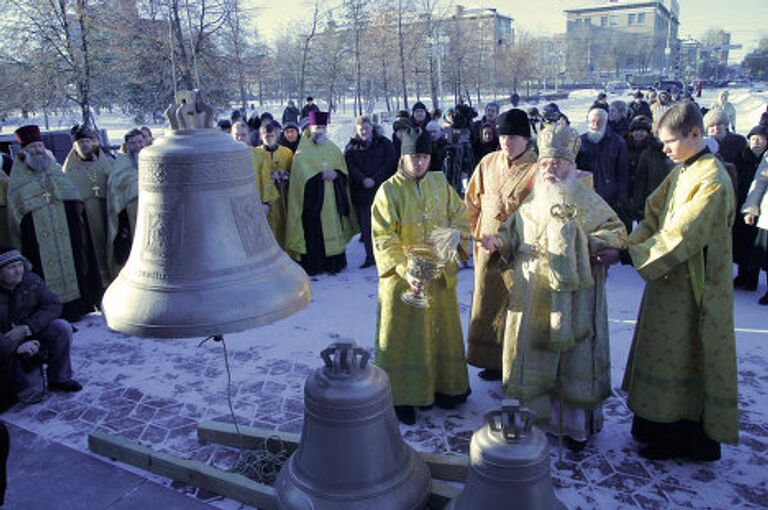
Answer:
[{"left": 251, "top": 0, "right": 766, "bottom": 61}]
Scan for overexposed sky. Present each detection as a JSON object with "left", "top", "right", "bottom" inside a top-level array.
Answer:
[{"left": 247, "top": 0, "right": 766, "bottom": 61}]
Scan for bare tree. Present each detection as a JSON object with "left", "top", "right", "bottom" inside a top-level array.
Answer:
[{"left": 298, "top": 0, "right": 322, "bottom": 104}]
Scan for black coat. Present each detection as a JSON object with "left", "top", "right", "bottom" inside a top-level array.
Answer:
[
  {"left": 626, "top": 101, "right": 652, "bottom": 120},
  {"left": 717, "top": 132, "right": 747, "bottom": 165},
  {"left": 0, "top": 272, "right": 62, "bottom": 338},
  {"left": 576, "top": 130, "right": 630, "bottom": 207},
  {"left": 733, "top": 146, "right": 766, "bottom": 265},
  {"left": 300, "top": 103, "right": 320, "bottom": 120},
  {"left": 282, "top": 106, "right": 300, "bottom": 126},
  {"left": 633, "top": 138, "right": 674, "bottom": 219},
  {"left": 343, "top": 134, "right": 397, "bottom": 204}
]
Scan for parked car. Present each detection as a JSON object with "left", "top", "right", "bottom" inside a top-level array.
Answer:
[
  {"left": 604, "top": 80, "right": 631, "bottom": 94},
  {"left": 727, "top": 79, "right": 752, "bottom": 88}
]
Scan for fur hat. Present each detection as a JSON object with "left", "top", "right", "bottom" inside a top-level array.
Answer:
[
  {"left": 747, "top": 125, "right": 768, "bottom": 139},
  {"left": 629, "top": 116, "right": 652, "bottom": 133},
  {"left": 495, "top": 109, "right": 531, "bottom": 138}
]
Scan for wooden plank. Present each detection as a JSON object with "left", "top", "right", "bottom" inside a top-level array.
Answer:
[
  {"left": 421, "top": 452, "right": 469, "bottom": 482},
  {"left": 429, "top": 480, "right": 462, "bottom": 509},
  {"left": 197, "top": 421, "right": 300, "bottom": 454},
  {"left": 88, "top": 430, "right": 277, "bottom": 510},
  {"left": 198, "top": 420, "right": 470, "bottom": 482}
]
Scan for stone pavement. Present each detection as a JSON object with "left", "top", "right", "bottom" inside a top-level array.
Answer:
[
  {"left": 2, "top": 422, "right": 213, "bottom": 509},
  {"left": 1, "top": 262, "right": 767, "bottom": 509}
]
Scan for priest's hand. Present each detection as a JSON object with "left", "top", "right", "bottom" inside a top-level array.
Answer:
[
  {"left": 744, "top": 213, "right": 756, "bottom": 226},
  {"left": 322, "top": 170, "right": 337, "bottom": 181},
  {"left": 363, "top": 177, "right": 375, "bottom": 189},
  {"left": 479, "top": 234, "right": 503, "bottom": 253},
  {"left": 406, "top": 273, "right": 425, "bottom": 294},
  {"left": 592, "top": 248, "right": 620, "bottom": 266}
]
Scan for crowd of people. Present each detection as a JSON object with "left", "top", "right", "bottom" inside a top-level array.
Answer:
[{"left": 0, "top": 86, "right": 766, "bottom": 478}]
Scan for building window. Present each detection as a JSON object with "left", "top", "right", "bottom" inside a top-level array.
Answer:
[
  {"left": 601, "top": 16, "right": 608, "bottom": 27},
  {"left": 609, "top": 15, "right": 618, "bottom": 26},
  {"left": 637, "top": 12, "right": 646, "bottom": 25},
  {"left": 628, "top": 13, "right": 636, "bottom": 25}
]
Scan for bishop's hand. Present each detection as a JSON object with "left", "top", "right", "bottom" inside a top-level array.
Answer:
[{"left": 479, "top": 234, "right": 503, "bottom": 254}]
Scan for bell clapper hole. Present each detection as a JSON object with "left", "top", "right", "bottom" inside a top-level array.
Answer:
[{"left": 198, "top": 334, "right": 290, "bottom": 484}]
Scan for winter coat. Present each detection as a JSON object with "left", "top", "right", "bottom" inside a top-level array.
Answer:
[
  {"left": 625, "top": 135, "right": 650, "bottom": 196},
  {"left": 609, "top": 117, "right": 630, "bottom": 137},
  {"left": 576, "top": 130, "right": 630, "bottom": 207},
  {"left": 626, "top": 101, "right": 652, "bottom": 121},
  {"left": 732, "top": 147, "right": 766, "bottom": 264},
  {"left": 716, "top": 132, "right": 747, "bottom": 165},
  {"left": 282, "top": 105, "right": 300, "bottom": 126},
  {"left": 344, "top": 134, "right": 397, "bottom": 204},
  {"left": 430, "top": 138, "right": 448, "bottom": 173},
  {"left": 632, "top": 138, "right": 674, "bottom": 219},
  {"left": 742, "top": 153, "right": 768, "bottom": 230},
  {"left": 0, "top": 271, "right": 62, "bottom": 340},
  {"left": 300, "top": 103, "right": 319, "bottom": 120}
]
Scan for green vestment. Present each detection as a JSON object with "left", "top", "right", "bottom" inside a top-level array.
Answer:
[
  {"left": 285, "top": 134, "right": 358, "bottom": 259},
  {"left": 371, "top": 169, "right": 470, "bottom": 407},
  {"left": 106, "top": 154, "right": 138, "bottom": 278},
  {"left": 62, "top": 149, "right": 112, "bottom": 286},
  {"left": 7, "top": 156, "right": 83, "bottom": 302},
  {"left": 623, "top": 153, "right": 739, "bottom": 445}
]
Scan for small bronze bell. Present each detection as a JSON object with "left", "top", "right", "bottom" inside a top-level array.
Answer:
[
  {"left": 102, "top": 90, "right": 311, "bottom": 338},
  {"left": 275, "top": 342, "right": 431, "bottom": 510},
  {"left": 446, "top": 399, "right": 565, "bottom": 510}
]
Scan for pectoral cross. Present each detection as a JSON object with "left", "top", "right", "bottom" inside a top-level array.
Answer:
[
  {"left": 91, "top": 183, "right": 101, "bottom": 197},
  {"left": 42, "top": 190, "right": 52, "bottom": 203}
]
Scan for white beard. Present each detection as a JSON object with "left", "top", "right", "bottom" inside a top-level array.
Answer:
[
  {"left": 25, "top": 151, "right": 56, "bottom": 172},
  {"left": 311, "top": 133, "right": 326, "bottom": 144},
  {"left": 586, "top": 125, "right": 606, "bottom": 144},
  {"left": 528, "top": 171, "right": 579, "bottom": 236}
]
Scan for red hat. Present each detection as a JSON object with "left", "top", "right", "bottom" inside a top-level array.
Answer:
[
  {"left": 309, "top": 111, "right": 329, "bottom": 126},
  {"left": 14, "top": 125, "right": 42, "bottom": 147}
]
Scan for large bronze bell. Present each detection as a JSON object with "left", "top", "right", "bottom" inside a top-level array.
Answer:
[
  {"left": 446, "top": 400, "right": 565, "bottom": 510},
  {"left": 275, "top": 342, "right": 431, "bottom": 510},
  {"left": 102, "top": 90, "right": 311, "bottom": 337}
]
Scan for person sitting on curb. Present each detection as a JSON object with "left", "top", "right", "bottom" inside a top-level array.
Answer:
[{"left": 0, "top": 245, "right": 82, "bottom": 411}]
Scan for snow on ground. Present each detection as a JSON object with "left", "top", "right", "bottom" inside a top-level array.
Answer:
[
  {"left": 1, "top": 235, "right": 767, "bottom": 509},
  {"left": 1, "top": 88, "right": 767, "bottom": 508}
]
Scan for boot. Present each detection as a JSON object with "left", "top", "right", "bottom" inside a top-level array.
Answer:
[
  {"left": 760, "top": 272, "right": 768, "bottom": 306},
  {"left": 743, "top": 266, "right": 759, "bottom": 291}
]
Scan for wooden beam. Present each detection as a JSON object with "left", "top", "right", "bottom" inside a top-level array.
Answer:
[
  {"left": 429, "top": 480, "right": 462, "bottom": 509},
  {"left": 197, "top": 421, "right": 300, "bottom": 454},
  {"left": 197, "top": 420, "right": 469, "bottom": 482},
  {"left": 88, "top": 430, "right": 277, "bottom": 510}
]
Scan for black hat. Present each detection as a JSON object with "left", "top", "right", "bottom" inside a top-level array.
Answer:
[
  {"left": 747, "top": 125, "right": 768, "bottom": 139},
  {"left": 597, "top": 92, "right": 607, "bottom": 101},
  {"left": 634, "top": 90, "right": 644, "bottom": 99},
  {"left": 14, "top": 125, "right": 42, "bottom": 147},
  {"left": 399, "top": 128, "right": 432, "bottom": 156},
  {"left": 629, "top": 115, "right": 652, "bottom": 133},
  {"left": 495, "top": 109, "right": 531, "bottom": 138},
  {"left": 70, "top": 124, "right": 98, "bottom": 142},
  {"left": 412, "top": 101, "right": 427, "bottom": 113}
]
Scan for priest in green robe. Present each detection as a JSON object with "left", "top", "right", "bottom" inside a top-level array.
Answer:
[
  {"left": 372, "top": 128, "right": 471, "bottom": 425},
  {"left": 7, "top": 125, "right": 102, "bottom": 322},
  {"left": 621, "top": 101, "right": 738, "bottom": 462},
  {"left": 481, "top": 121, "right": 627, "bottom": 447},
  {"left": 285, "top": 111, "right": 357, "bottom": 275},
  {"left": 62, "top": 124, "right": 112, "bottom": 287},
  {"left": 106, "top": 128, "right": 143, "bottom": 278}
]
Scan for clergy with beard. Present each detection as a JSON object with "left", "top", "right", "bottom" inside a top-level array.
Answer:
[
  {"left": 62, "top": 124, "right": 112, "bottom": 287},
  {"left": 372, "top": 127, "right": 471, "bottom": 425},
  {"left": 576, "top": 107, "right": 631, "bottom": 232},
  {"left": 7, "top": 125, "right": 102, "bottom": 322},
  {"left": 285, "top": 111, "right": 357, "bottom": 275},
  {"left": 481, "top": 120, "right": 627, "bottom": 449},
  {"left": 465, "top": 109, "right": 538, "bottom": 381},
  {"left": 106, "top": 128, "right": 144, "bottom": 278}
]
